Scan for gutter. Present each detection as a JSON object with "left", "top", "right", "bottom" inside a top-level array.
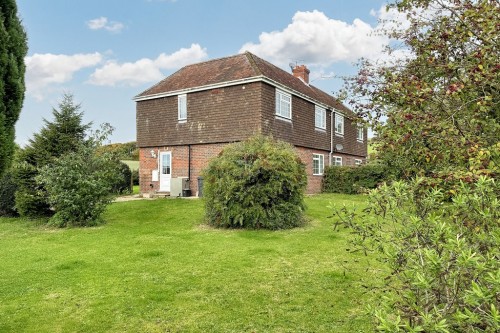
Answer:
[{"left": 133, "top": 76, "right": 345, "bottom": 117}]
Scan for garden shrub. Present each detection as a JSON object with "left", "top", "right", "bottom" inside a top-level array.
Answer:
[
  {"left": 111, "top": 161, "right": 132, "bottom": 194},
  {"left": 203, "top": 135, "right": 307, "bottom": 230},
  {"left": 0, "top": 171, "right": 18, "bottom": 216},
  {"left": 13, "top": 160, "right": 53, "bottom": 217},
  {"left": 322, "top": 163, "right": 387, "bottom": 194},
  {"left": 37, "top": 140, "right": 122, "bottom": 227},
  {"left": 132, "top": 169, "right": 139, "bottom": 186},
  {"left": 333, "top": 176, "right": 500, "bottom": 332}
]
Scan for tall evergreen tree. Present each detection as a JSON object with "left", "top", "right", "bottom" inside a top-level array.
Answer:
[
  {"left": 0, "top": 0, "right": 28, "bottom": 176},
  {"left": 14, "top": 93, "right": 91, "bottom": 217}
]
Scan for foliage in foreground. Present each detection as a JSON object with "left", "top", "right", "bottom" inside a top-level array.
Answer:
[
  {"left": 37, "top": 124, "right": 122, "bottom": 227},
  {"left": 333, "top": 177, "right": 500, "bottom": 332},
  {"left": 322, "top": 163, "right": 387, "bottom": 194},
  {"left": 203, "top": 135, "right": 307, "bottom": 230},
  {"left": 341, "top": 0, "right": 499, "bottom": 180},
  {"left": 0, "top": 0, "right": 28, "bottom": 177},
  {"left": 336, "top": 0, "right": 500, "bottom": 331}
]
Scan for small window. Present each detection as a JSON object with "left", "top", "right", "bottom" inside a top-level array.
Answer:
[
  {"left": 357, "top": 125, "right": 364, "bottom": 142},
  {"left": 315, "top": 106, "right": 326, "bottom": 129},
  {"left": 178, "top": 94, "right": 187, "bottom": 121},
  {"left": 275, "top": 89, "right": 291, "bottom": 119},
  {"left": 313, "top": 154, "right": 324, "bottom": 175},
  {"left": 333, "top": 156, "right": 342, "bottom": 166},
  {"left": 355, "top": 159, "right": 362, "bottom": 166},
  {"left": 335, "top": 114, "right": 344, "bottom": 135}
]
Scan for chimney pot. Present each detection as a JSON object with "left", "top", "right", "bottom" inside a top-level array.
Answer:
[{"left": 292, "top": 65, "right": 310, "bottom": 84}]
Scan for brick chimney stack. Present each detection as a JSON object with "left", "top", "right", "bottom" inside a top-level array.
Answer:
[{"left": 292, "top": 65, "right": 310, "bottom": 84}]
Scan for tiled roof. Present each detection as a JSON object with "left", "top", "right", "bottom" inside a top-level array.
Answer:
[{"left": 137, "top": 52, "right": 353, "bottom": 116}]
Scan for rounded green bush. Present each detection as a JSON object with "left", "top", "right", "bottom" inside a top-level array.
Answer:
[{"left": 203, "top": 135, "right": 307, "bottom": 230}]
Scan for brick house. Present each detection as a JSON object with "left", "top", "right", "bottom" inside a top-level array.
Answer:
[{"left": 134, "top": 52, "right": 367, "bottom": 195}]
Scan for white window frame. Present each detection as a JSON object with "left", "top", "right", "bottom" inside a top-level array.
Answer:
[
  {"left": 355, "top": 159, "right": 362, "bottom": 166},
  {"left": 275, "top": 89, "right": 292, "bottom": 119},
  {"left": 178, "top": 94, "right": 187, "bottom": 122},
  {"left": 315, "top": 106, "right": 326, "bottom": 129},
  {"left": 333, "top": 156, "right": 342, "bottom": 166},
  {"left": 335, "top": 114, "right": 344, "bottom": 136},
  {"left": 357, "top": 125, "right": 364, "bottom": 142},
  {"left": 313, "top": 154, "right": 324, "bottom": 175}
]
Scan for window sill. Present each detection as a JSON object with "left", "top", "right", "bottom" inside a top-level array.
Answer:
[
  {"left": 315, "top": 127, "right": 326, "bottom": 133},
  {"left": 275, "top": 115, "right": 292, "bottom": 123},
  {"left": 178, "top": 119, "right": 187, "bottom": 124},
  {"left": 357, "top": 139, "right": 364, "bottom": 143},
  {"left": 335, "top": 133, "right": 344, "bottom": 137},
  {"left": 312, "top": 173, "right": 324, "bottom": 176}
]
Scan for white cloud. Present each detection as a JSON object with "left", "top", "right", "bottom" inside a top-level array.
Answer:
[
  {"left": 239, "top": 10, "right": 389, "bottom": 67},
  {"left": 88, "top": 43, "right": 208, "bottom": 86},
  {"left": 370, "top": 4, "right": 411, "bottom": 33},
  {"left": 25, "top": 53, "right": 103, "bottom": 100},
  {"left": 87, "top": 17, "right": 124, "bottom": 33}
]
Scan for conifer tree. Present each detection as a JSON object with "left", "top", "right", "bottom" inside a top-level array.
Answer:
[
  {"left": 0, "top": 0, "right": 28, "bottom": 176},
  {"left": 14, "top": 94, "right": 91, "bottom": 217}
]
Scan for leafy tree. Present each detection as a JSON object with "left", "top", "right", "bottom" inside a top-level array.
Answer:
[
  {"left": 342, "top": 0, "right": 499, "bottom": 181},
  {"left": 0, "top": 0, "right": 28, "bottom": 176},
  {"left": 37, "top": 124, "right": 122, "bottom": 227},
  {"left": 203, "top": 135, "right": 307, "bottom": 230},
  {"left": 14, "top": 93, "right": 91, "bottom": 217},
  {"left": 334, "top": 0, "right": 500, "bottom": 331}
]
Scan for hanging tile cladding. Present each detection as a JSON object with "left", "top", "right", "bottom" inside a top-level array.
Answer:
[
  {"left": 260, "top": 83, "right": 366, "bottom": 157},
  {"left": 331, "top": 119, "right": 367, "bottom": 157},
  {"left": 260, "top": 83, "right": 330, "bottom": 151},
  {"left": 136, "top": 82, "right": 262, "bottom": 147}
]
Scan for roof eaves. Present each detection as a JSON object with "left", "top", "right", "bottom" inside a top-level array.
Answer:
[{"left": 133, "top": 75, "right": 265, "bottom": 101}]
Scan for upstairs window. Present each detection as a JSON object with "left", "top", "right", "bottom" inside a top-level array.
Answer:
[
  {"left": 333, "top": 156, "right": 342, "bottom": 166},
  {"left": 178, "top": 94, "right": 187, "bottom": 121},
  {"left": 315, "top": 106, "right": 326, "bottom": 129},
  {"left": 313, "top": 154, "right": 324, "bottom": 175},
  {"left": 275, "top": 89, "right": 291, "bottom": 119},
  {"left": 335, "top": 114, "right": 344, "bottom": 135},
  {"left": 357, "top": 125, "right": 364, "bottom": 142}
]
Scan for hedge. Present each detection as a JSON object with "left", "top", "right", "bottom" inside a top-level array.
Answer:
[{"left": 322, "top": 163, "right": 387, "bottom": 194}]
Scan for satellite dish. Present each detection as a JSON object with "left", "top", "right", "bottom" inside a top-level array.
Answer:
[
  {"left": 335, "top": 144, "right": 344, "bottom": 151},
  {"left": 289, "top": 62, "right": 295, "bottom": 70}
]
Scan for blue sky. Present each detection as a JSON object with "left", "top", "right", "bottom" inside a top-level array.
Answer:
[{"left": 17, "top": 0, "right": 392, "bottom": 146}]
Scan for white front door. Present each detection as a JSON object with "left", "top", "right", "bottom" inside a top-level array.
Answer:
[{"left": 159, "top": 152, "right": 171, "bottom": 192}]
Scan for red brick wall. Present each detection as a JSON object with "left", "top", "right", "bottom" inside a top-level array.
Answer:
[
  {"left": 139, "top": 144, "right": 226, "bottom": 196},
  {"left": 139, "top": 143, "right": 369, "bottom": 195}
]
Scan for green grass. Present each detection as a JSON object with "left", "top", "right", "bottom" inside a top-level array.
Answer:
[{"left": 0, "top": 194, "right": 382, "bottom": 332}]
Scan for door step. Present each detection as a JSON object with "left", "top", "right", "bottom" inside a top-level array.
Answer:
[{"left": 144, "top": 192, "right": 170, "bottom": 198}]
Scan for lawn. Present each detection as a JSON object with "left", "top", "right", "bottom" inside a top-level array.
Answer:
[{"left": 0, "top": 194, "right": 382, "bottom": 332}]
